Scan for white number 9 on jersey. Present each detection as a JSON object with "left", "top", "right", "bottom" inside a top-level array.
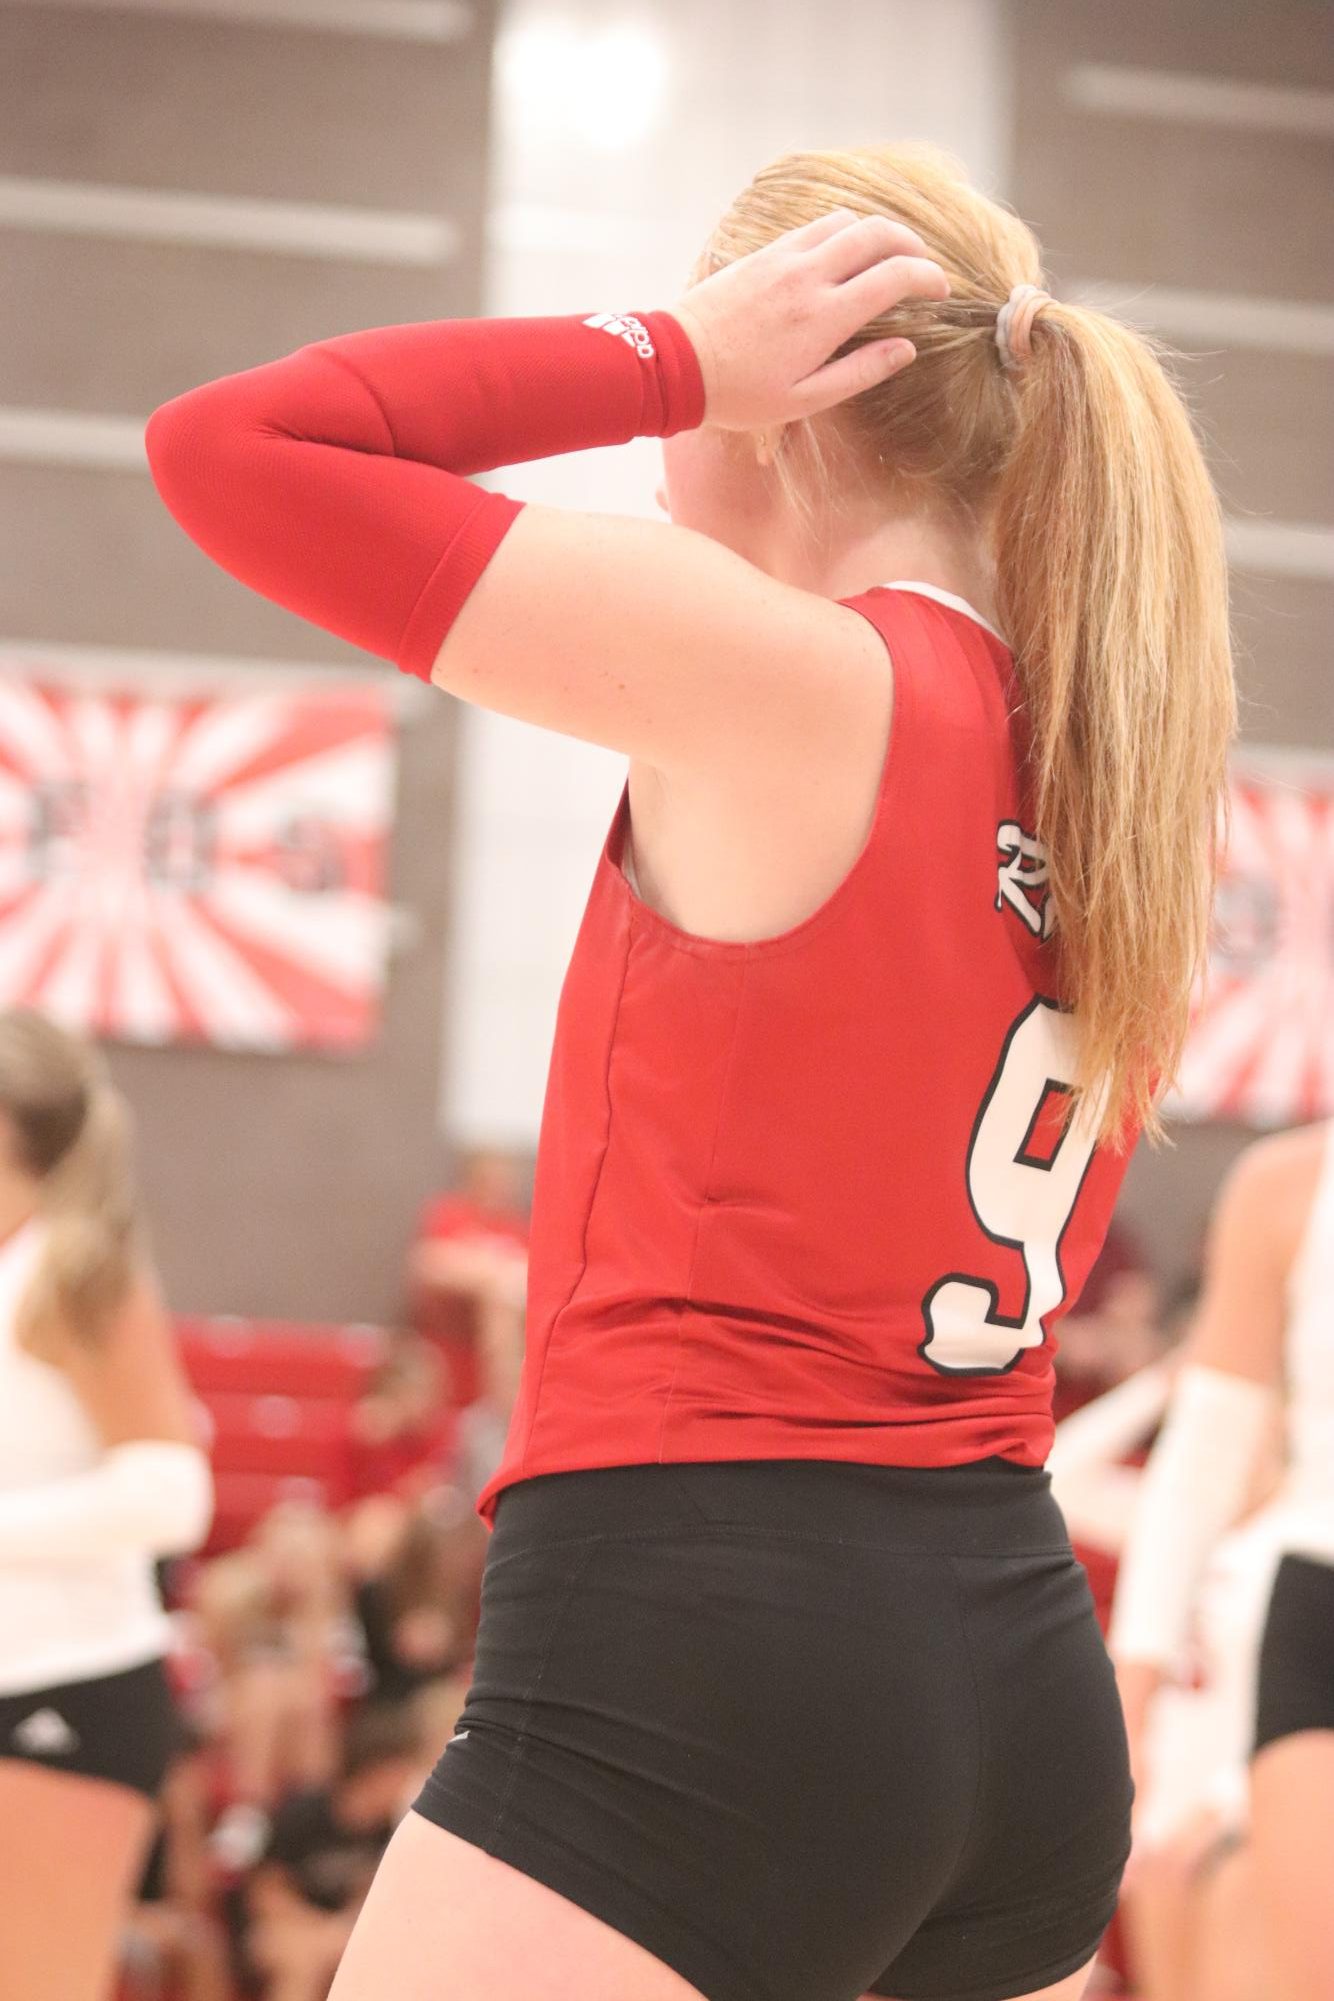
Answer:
[{"left": 921, "top": 997, "right": 1107, "bottom": 1376}]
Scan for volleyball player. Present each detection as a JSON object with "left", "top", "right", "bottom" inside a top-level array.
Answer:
[
  {"left": 1112, "top": 1121, "right": 1334, "bottom": 2001},
  {"left": 0, "top": 1009, "right": 213, "bottom": 2001},
  {"left": 146, "top": 145, "right": 1235, "bottom": 2001},
  {"left": 1051, "top": 1360, "right": 1284, "bottom": 2001}
]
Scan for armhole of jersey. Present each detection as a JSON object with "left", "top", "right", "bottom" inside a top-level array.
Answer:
[{"left": 595, "top": 590, "right": 916, "bottom": 953}]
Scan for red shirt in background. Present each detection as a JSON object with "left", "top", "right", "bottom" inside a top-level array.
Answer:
[
  {"left": 412, "top": 1195, "right": 529, "bottom": 1406},
  {"left": 341, "top": 1406, "right": 458, "bottom": 1504}
]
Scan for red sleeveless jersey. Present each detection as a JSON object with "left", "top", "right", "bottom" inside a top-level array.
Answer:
[{"left": 475, "top": 585, "right": 1132, "bottom": 1526}]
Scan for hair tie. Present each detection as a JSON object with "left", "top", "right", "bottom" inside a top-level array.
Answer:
[{"left": 995, "top": 282, "right": 1051, "bottom": 369}]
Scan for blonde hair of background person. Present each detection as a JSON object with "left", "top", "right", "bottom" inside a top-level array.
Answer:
[
  {"left": 192, "top": 1496, "right": 347, "bottom": 1871},
  {"left": 0, "top": 1007, "right": 213, "bottom": 2001},
  {"left": 209, "top": 141, "right": 1242, "bottom": 2001},
  {"left": 1112, "top": 1122, "right": 1334, "bottom": 2001}
]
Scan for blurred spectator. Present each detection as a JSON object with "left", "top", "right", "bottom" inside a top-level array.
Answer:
[
  {"left": 344, "top": 1484, "right": 483, "bottom": 1705},
  {"left": 410, "top": 1148, "right": 529, "bottom": 1405},
  {"left": 343, "top": 1330, "right": 453, "bottom": 1504},
  {"left": 224, "top": 1703, "right": 427, "bottom": 2001},
  {"left": 193, "top": 1501, "right": 347, "bottom": 1870},
  {"left": 120, "top": 1728, "right": 234, "bottom": 2000}
]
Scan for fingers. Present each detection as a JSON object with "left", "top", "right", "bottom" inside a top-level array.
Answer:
[
  {"left": 834, "top": 251, "right": 951, "bottom": 328},
  {"left": 790, "top": 336, "right": 917, "bottom": 419},
  {"left": 807, "top": 211, "right": 933, "bottom": 283},
  {"left": 799, "top": 215, "right": 950, "bottom": 363},
  {"left": 782, "top": 207, "right": 929, "bottom": 265}
]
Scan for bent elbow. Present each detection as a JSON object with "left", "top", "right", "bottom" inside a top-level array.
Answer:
[{"left": 144, "top": 387, "right": 232, "bottom": 535}]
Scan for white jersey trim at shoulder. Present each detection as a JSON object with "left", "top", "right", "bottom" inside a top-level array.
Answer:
[{"left": 876, "top": 580, "right": 1009, "bottom": 648}]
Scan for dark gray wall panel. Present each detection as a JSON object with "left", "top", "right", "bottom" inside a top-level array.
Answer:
[
  {"left": 1026, "top": 0, "right": 1334, "bottom": 89},
  {"left": 1, "top": 463, "right": 380, "bottom": 662},
  {"left": 0, "top": 231, "right": 467, "bottom": 415},
  {"left": 1233, "top": 574, "right": 1334, "bottom": 749},
  {"left": 1175, "top": 348, "right": 1334, "bottom": 527},
  {"left": 0, "top": 6, "right": 482, "bottom": 209}
]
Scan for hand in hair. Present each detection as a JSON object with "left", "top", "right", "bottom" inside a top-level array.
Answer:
[{"left": 671, "top": 208, "right": 949, "bottom": 433}]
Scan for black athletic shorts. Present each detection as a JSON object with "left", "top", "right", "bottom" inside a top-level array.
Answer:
[
  {"left": 415, "top": 1457, "right": 1132, "bottom": 2001},
  {"left": 0, "top": 1655, "right": 178, "bottom": 1800},
  {"left": 1254, "top": 1551, "right": 1334, "bottom": 1758}
]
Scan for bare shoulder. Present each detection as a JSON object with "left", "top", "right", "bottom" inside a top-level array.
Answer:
[
  {"left": 623, "top": 594, "right": 893, "bottom": 939},
  {"left": 432, "top": 502, "right": 892, "bottom": 780},
  {"left": 1189, "top": 1122, "right": 1328, "bottom": 1381},
  {"left": 1218, "top": 1121, "right": 1327, "bottom": 1257},
  {"left": 701, "top": 584, "right": 893, "bottom": 794}
]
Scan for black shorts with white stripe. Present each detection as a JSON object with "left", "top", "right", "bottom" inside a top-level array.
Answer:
[{"left": 0, "top": 1655, "right": 178, "bottom": 1799}]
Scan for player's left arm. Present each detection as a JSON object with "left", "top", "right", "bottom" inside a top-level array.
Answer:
[
  {"left": 426, "top": 504, "right": 876, "bottom": 771},
  {"left": 145, "top": 211, "right": 948, "bottom": 779}
]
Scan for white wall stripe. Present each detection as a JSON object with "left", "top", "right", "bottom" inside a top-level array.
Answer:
[
  {"left": 1224, "top": 520, "right": 1334, "bottom": 582},
  {"left": 4, "top": 412, "right": 1331, "bottom": 583},
  {"left": 1068, "top": 281, "right": 1334, "bottom": 358},
  {"left": 4, "top": 0, "right": 474, "bottom": 41},
  {"left": 1226, "top": 746, "right": 1334, "bottom": 785},
  {"left": 0, "top": 642, "right": 432, "bottom": 718},
  {"left": 1064, "top": 64, "right": 1334, "bottom": 139},
  {"left": 0, "top": 176, "right": 460, "bottom": 265},
  {"left": 0, "top": 407, "right": 145, "bottom": 470}
]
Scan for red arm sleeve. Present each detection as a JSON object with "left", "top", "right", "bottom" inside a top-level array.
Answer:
[{"left": 144, "top": 311, "right": 706, "bottom": 680}]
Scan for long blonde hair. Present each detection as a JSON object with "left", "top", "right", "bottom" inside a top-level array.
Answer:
[
  {"left": 693, "top": 145, "right": 1235, "bottom": 1142},
  {"left": 0, "top": 1008, "right": 141, "bottom": 1351}
]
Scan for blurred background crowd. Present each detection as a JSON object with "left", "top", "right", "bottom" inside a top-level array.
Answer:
[{"left": 114, "top": 1146, "right": 529, "bottom": 2001}]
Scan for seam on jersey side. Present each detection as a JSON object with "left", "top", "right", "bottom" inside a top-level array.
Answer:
[
  {"left": 517, "top": 906, "right": 635, "bottom": 1480},
  {"left": 655, "top": 953, "right": 749, "bottom": 1460}
]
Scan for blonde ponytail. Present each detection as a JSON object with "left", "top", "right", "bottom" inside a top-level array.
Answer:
[
  {"left": 0, "top": 1009, "right": 141, "bottom": 1353},
  {"left": 693, "top": 143, "right": 1237, "bottom": 1141},
  {"left": 993, "top": 300, "right": 1234, "bottom": 1139}
]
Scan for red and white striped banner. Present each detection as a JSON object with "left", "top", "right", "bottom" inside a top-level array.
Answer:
[
  {"left": 1174, "top": 754, "right": 1334, "bottom": 1126},
  {"left": 0, "top": 670, "right": 398, "bottom": 1052}
]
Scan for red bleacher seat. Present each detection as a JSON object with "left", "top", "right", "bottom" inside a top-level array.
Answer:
[
  {"left": 204, "top": 1392, "right": 351, "bottom": 1477},
  {"left": 176, "top": 1316, "right": 382, "bottom": 1399},
  {"left": 177, "top": 1317, "right": 390, "bottom": 1550}
]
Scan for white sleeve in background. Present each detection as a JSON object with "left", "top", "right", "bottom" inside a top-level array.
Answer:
[
  {"left": 1049, "top": 1362, "right": 1173, "bottom": 1479},
  {"left": 1108, "top": 1363, "right": 1277, "bottom": 1672},
  {"left": 0, "top": 1440, "right": 214, "bottom": 1562},
  {"left": 1047, "top": 1362, "right": 1174, "bottom": 1554}
]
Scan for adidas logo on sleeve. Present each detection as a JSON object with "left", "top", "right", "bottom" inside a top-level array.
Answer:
[{"left": 583, "top": 313, "right": 657, "bottom": 361}]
